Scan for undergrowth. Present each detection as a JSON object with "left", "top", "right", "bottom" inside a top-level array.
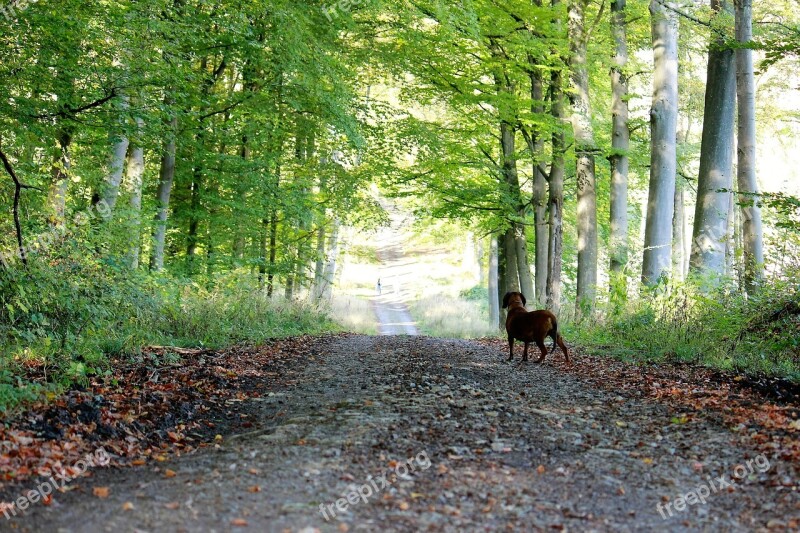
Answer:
[
  {"left": 565, "top": 272, "right": 800, "bottom": 381},
  {"left": 0, "top": 242, "right": 339, "bottom": 412}
]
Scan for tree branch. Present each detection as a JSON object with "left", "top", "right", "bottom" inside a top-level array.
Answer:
[
  {"left": 657, "top": 0, "right": 725, "bottom": 38},
  {"left": 30, "top": 88, "right": 119, "bottom": 120},
  {"left": 0, "top": 147, "right": 40, "bottom": 267}
]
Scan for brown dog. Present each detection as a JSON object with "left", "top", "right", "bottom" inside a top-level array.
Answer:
[{"left": 502, "top": 291, "right": 570, "bottom": 364}]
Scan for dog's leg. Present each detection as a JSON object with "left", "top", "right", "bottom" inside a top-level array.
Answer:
[
  {"left": 522, "top": 341, "right": 529, "bottom": 362},
  {"left": 557, "top": 335, "right": 571, "bottom": 364},
  {"left": 507, "top": 335, "right": 514, "bottom": 361},
  {"left": 535, "top": 340, "right": 548, "bottom": 363}
]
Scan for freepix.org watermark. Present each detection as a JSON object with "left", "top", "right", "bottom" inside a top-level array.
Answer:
[
  {"left": 657, "top": 453, "right": 771, "bottom": 519},
  {"left": 319, "top": 450, "right": 431, "bottom": 521},
  {"left": 0, "top": 199, "right": 112, "bottom": 268},
  {"left": 2, "top": 447, "right": 110, "bottom": 520}
]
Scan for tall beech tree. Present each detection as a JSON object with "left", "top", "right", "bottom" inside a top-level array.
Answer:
[
  {"left": 734, "top": 0, "right": 765, "bottom": 292},
  {"left": 609, "top": 0, "right": 630, "bottom": 306},
  {"left": 643, "top": 0, "right": 678, "bottom": 285},
  {"left": 568, "top": 0, "right": 599, "bottom": 314},
  {"left": 690, "top": 0, "right": 737, "bottom": 280}
]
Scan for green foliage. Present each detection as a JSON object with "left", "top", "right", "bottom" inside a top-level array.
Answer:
[
  {"left": 568, "top": 277, "right": 800, "bottom": 381},
  {"left": 460, "top": 285, "right": 488, "bottom": 302}
]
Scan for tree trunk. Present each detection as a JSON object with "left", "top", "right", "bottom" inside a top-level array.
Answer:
[
  {"left": 498, "top": 231, "right": 507, "bottom": 313},
  {"left": 569, "top": 0, "right": 598, "bottom": 316},
  {"left": 609, "top": 0, "right": 630, "bottom": 307},
  {"left": 503, "top": 227, "right": 520, "bottom": 295},
  {"left": 48, "top": 129, "right": 72, "bottom": 227},
  {"left": 734, "top": 0, "right": 764, "bottom": 293},
  {"left": 514, "top": 222, "right": 534, "bottom": 299},
  {"left": 690, "top": 0, "right": 736, "bottom": 280},
  {"left": 320, "top": 218, "right": 341, "bottom": 302},
  {"left": 489, "top": 236, "right": 500, "bottom": 329},
  {"left": 726, "top": 189, "right": 736, "bottom": 278},
  {"left": 500, "top": 120, "right": 534, "bottom": 299},
  {"left": 125, "top": 118, "right": 145, "bottom": 269},
  {"left": 531, "top": 155, "right": 548, "bottom": 306},
  {"left": 643, "top": 0, "right": 679, "bottom": 285},
  {"left": 266, "top": 160, "right": 281, "bottom": 298},
  {"left": 258, "top": 217, "right": 269, "bottom": 289},
  {"left": 186, "top": 132, "right": 204, "bottom": 275},
  {"left": 672, "top": 182, "right": 685, "bottom": 281},
  {"left": 492, "top": 49, "right": 533, "bottom": 301},
  {"left": 312, "top": 222, "right": 327, "bottom": 301},
  {"left": 284, "top": 270, "right": 295, "bottom": 300},
  {"left": 546, "top": 0, "right": 566, "bottom": 315},
  {"left": 233, "top": 136, "right": 250, "bottom": 263},
  {"left": 267, "top": 210, "right": 278, "bottom": 298},
  {"left": 529, "top": 0, "right": 549, "bottom": 308},
  {"left": 99, "top": 95, "right": 130, "bottom": 212},
  {"left": 150, "top": 115, "right": 178, "bottom": 272}
]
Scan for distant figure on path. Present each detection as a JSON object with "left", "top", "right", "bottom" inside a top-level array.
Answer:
[{"left": 376, "top": 278, "right": 382, "bottom": 295}]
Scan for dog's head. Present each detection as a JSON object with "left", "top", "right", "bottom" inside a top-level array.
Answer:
[{"left": 502, "top": 291, "right": 526, "bottom": 309}]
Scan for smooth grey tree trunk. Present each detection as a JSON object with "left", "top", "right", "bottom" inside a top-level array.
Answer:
[
  {"left": 100, "top": 95, "right": 130, "bottom": 212},
  {"left": 150, "top": 116, "right": 178, "bottom": 272},
  {"left": 609, "top": 0, "right": 630, "bottom": 305},
  {"left": 503, "top": 227, "right": 520, "bottom": 295},
  {"left": 690, "top": 0, "right": 736, "bottom": 280},
  {"left": 726, "top": 190, "right": 736, "bottom": 277},
  {"left": 493, "top": 51, "right": 533, "bottom": 301},
  {"left": 643, "top": 0, "right": 678, "bottom": 285},
  {"left": 312, "top": 222, "right": 327, "bottom": 301},
  {"left": 514, "top": 223, "right": 534, "bottom": 300},
  {"left": 498, "top": 232, "right": 507, "bottom": 322},
  {"left": 569, "top": 0, "right": 598, "bottom": 315},
  {"left": 489, "top": 237, "right": 500, "bottom": 329},
  {"left": 125, "top": 117, "right": 145, "bottom": 269},
  {"left": 734, "top": 0, "right": 764, "bottom": 293},
  {"left": 500, "top": 121, "right": 534, "bottom": 299},
  {"left": 672, "top": 183, "right": 685, "bottom": 281},
  {"left": 528, "top": 54, "right": 549, "bottom": 306},
  {"left": 546, "top": 0, "right": 566, "bottom": 315},
  {"left": 319, "top": 218, "right": 341, "bottom": 302}
]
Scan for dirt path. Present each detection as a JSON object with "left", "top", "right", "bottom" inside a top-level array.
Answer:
[
  {"left": 372, "top": 203, "right": 417, "bottom": 336},
  {"left": 8, "top": 335, "right": 797, "bottom": 532}
]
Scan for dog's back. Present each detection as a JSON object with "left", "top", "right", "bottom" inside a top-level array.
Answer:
[{"left": 507, "top": 308, "right": 558, "bottom": 343}]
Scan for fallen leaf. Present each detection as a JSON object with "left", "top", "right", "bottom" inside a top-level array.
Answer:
[
  {"left": 93, "top": 486, "right": 110, "bottom": 499},
  {"left": 122, "top": 502, "right": 134, "bottom": 511},
  {"left": 231, "top": 518, "right": 248, "bottom": 527}
]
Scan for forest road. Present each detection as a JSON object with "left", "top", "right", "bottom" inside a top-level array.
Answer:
[
  {"left": 9, "top": 335, "right": 797, "bottom": 532},
  {"left": 371, "top": 202, "right": 418, "bottom": 336}
]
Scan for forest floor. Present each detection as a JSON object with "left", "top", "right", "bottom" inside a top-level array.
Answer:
[{"left": 1, "top": 334, "right": 799, "bottom": 532}]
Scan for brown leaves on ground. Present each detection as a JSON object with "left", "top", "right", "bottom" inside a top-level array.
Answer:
[
  {"left": 0, "top": 334, "right": 343, "bottom": 492},
  {"left": 477, "top": 337, "right": 800, "bottom": 481}
]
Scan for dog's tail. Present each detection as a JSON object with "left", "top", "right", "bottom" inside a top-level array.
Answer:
[{"left": 549, "top": 317, "right": 559, "bottom": 354}]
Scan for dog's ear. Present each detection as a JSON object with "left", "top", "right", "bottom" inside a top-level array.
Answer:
[
  {"left": 519, "top": 292, "right": 526, "bottom": 306},
  {"left": 501, "top": 292, "right": 510, "bottom": 309}
]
